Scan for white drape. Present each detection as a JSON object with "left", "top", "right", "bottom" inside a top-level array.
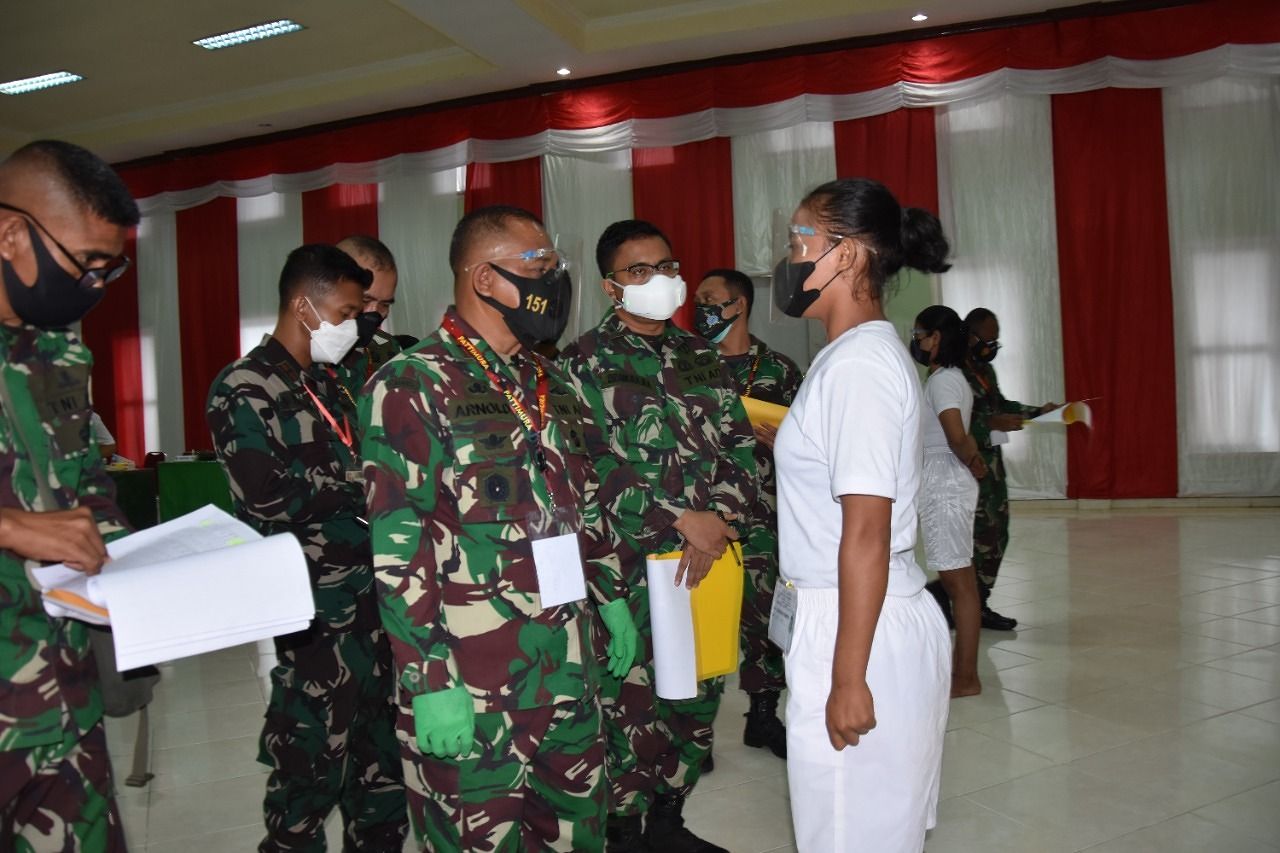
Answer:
[
  {"left": 236, "top": 193, "right": 302, "bottom": 356},
  {"left": 135, "top": 212, "right": 185, "bottom": 455},
  {"left": 377, "top": 168, "right": 465, "bottom": 343},
  {"left": 1164, "top": 76, "right": 1280, "bottom": 496},
  {"left": 935, "top": 93, "right": 1067, "bottom": 499},
  {"left": 541, "top": 151, "right": 635, "bottom": 344},
  {"left": 732, "top": 122, "right": 837, "bottom": 369}
]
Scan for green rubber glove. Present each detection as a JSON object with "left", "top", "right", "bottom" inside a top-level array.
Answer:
[
  {"left": 411, "top": 686, "right": 475, "bottom": 759},
  {"left": 599, "top": 598, "right": 639, "bottom": 678}
]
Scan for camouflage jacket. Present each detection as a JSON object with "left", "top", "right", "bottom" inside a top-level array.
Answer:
[
  {"left": 359, "top": 308, "right": 626, "bottom": 714},
  {"left": 560, "top": 311, "right": 759, "bottom": 579},
  {"left": 338, "top": 328, "right": 402, "bottom": 399},
  {"left": 964, "top": 362, "right": 1041, "bottom": 454},
  {"left": 725, "top": 337, "right": 803, "bottom": 553},
  {"left": 207, "top": 335, "right": 375, "bottom": 634},
  {"left": 0, "top": 326, "right": 128, "bottom": 751}
]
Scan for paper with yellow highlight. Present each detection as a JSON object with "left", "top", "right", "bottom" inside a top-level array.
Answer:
[{"left": 645, "top": 542, "right": 745, "bottom": 699}]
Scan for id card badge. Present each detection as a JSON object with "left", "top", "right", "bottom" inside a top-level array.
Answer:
[
  {"left": 345, "top": 466, "right": 364, "bottom": 484},
  {"left": 768, "top": 580, "right": 797, "bottom": 654},
  {"left": 528, "top": 506, "right": 587, "bottom": 609}
]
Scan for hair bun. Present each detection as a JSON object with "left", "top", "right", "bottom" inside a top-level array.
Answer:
[{"left": 900, "top": 207, "right": 952, "bottom": 274}]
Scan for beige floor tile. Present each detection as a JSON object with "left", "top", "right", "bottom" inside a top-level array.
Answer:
[
  {"left": 1177, "top": 712, "right": 1280, "bottom": 774},
  {"left": 144, "top": 823, "right": 266, "bottom": 853},
  {"left": 971, "top": 704, "right": 1147, "bottom": 763},
  {"left": 965, "top": 765, "right": 1166, "bottom": 850},
  {"left": 1083, "top": 811, "right": 1278, "bottom": 853},
  {"left": 147, "top": 774, "right": 265, "bottom": 843},
  {"left": 1238, "top": 605, "right": 1280, "bottom": 626},
  {"left": 148, "top": 734, "right": 267, "bottom": 791},
  {"left": 937, "top": 727, "right": 1056, "bottom": 798},
  {"left": 1204, "top": 647, "right": 1280, "bottom": 683},
  {"left": 683, "top": 775, "right": 794, "bottom": 853},
  {"left": 1069, "top": 733, "right": 1276, "bottom": 819},
  {"left": 1190, "top": 617, "right": 1280, "bottom": 648},
  {"left": 149, "top": 676, "right": 265, "bottom": 716},
  {"left": 150, "top": 701, "right": 266, "bottom": 750},
  {"left": 1060, "top": 683, "right": 1226, "bottom": 735},
  {"left": 1240, "top": 697, "right": 1280, "bottom": 724},
  {"left": 944, "top": 688, "right": 1046, "bottom": 731},
  {"left": 1142, "top": 664, "right": 1280, "bottom": 711},
  {"left": 985, "top": 659, "right": 1127, "bottom": 705},
  {"left": 926, "top": 797, "right": 1075, "bottom": 853},
  {"left": 1193, "top": 780, "right": 1280, "bottom": 847}
]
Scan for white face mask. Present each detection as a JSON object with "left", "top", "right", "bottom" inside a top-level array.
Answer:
[
  {"left": 302, "top": 297, "right": 359, "bottom": 363},
  {"left": 617, "top": 273, "right": 687, "bottom": 322}
]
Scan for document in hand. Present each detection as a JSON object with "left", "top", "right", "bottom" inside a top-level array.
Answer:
[
  {"left": 1029, "top": 400, "right": 1094, "bottom": 428},
  {"left": 30, "top": 504, "right": 315, "bottom": 671},
  {"left": 742, "top": 397, "right": 789, "bottom": 431},
  {"left": 645, "top": 543, "right": 744, "bottom": 700}
]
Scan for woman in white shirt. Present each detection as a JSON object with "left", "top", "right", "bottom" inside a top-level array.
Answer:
[
  {"left": 770, "top": 178, "right": 952, "bottom": 852},
  {"left": 911, "top": 305, "right": 987, "bottom": 698}
]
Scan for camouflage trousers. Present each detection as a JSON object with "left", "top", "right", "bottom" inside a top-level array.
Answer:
[
  {"left": 973, "top": 448, "right": 1011, "bottom": 596},
  {"left": 400, "top": 698, "right": 606, "bottom": 852},
  {"left": 0, "top": 720, "right": 126, "bottom": 852},
  {"left": 739, "top": 549, "right": 785, "bottom": 695},
  {"left": 601, "top": 583, "right": 724, "bottom": 815},
  {"left": 258, "top": 624, "right": 407, "bottom": 852}
]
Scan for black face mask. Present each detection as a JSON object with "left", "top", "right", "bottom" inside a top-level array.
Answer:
[
  {"left": 354, "top": 311, "right": 384, "bottom": 349},
  {"left": 692, "top": 299, "right": 738, "bottom": 343},
  {"left": 772, "top": 245, "right": 840, "bottom": 318},
  {"left": 971, "top": 339, "right": 1000, "bottom": 364},
  {"left": 909, "top": 338, "right": 931, "bottom": 367},
  {"left": 2, "top": 221, "right": 106, "bottom": 329},
  {"left": 480, "top": 263, "right": 572, "bottom": 348}
]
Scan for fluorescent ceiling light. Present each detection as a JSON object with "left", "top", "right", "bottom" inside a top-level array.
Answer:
[
  {"left": 912, "top": 13, "right": 929, "bottom": 22},
  {"left": 556, "top": 67, "right": 572, "bottom": 77},
  {"left": 193, "top": 19, "right": 304, "bottom": 50},
  {"left": 0, "top": 71, "right": 83, "bottom": 95}
]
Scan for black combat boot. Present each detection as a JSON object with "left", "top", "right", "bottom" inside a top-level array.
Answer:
[
  {"left": 644, "top": 793, "right": 728, "bottom": 853},
  {"left": 743, "top": 690, "right": 787, "bottom": 758},
  {"left": 978, "top": 582, "right": 1017, "bottom": 630},
  {"left": 606, "top": 813, "right": 649, "bottom": 853}
]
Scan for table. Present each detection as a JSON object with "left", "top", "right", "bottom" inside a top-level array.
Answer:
[{"left": 156, "top": 460, "right": 234, "bottom": 522}]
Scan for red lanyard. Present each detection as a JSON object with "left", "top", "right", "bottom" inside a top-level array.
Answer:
[
  {"left": 442, "top": 314, "right": 549, "bottom": 464},
  {"left": 299, "top": 377, "right": 354, "bottom": 450}
]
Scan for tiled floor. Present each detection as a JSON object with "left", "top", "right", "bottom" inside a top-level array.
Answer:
[{"left": 106, "top": 508, "right": 1280, "bottom": 852}]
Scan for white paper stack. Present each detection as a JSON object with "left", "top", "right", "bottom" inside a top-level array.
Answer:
[
  {"left": 645, "top": 555, "right": 697, "bottom": 700},
  {"left": 32, "top": 505, "right": 315, "bottom": 671}
]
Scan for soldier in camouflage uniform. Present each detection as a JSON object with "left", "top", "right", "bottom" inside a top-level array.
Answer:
[
  {"left": 561, "top": 221, "right": 758, "bottom": 853},
  {"left": 207, "top": 244, "right": 407, "bottom": 852},
  {"left": 0, "top": 141, "right": 139, "bottom": 851},
  {"left": 335, "top": 235, "right": 402, "bottom": 397},
  {"left": 961, "top": 308, "right": 1055, "bottom": 631},
  {"left": 359, "top": 206, "right": 637, "bottom": 853},
  {"left": 692, "top": 269, "right": 801, "bottom": 760}
]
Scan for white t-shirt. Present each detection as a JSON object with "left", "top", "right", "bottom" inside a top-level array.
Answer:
[
  {"left": 775, "top": 320, "right": 926, "bottom": 597},
  {"left": 921, "top": 367, "right": 973, "bottom": 452}
]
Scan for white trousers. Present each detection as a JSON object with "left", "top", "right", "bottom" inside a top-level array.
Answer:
[{"left": 785, "top": 586, "right": 950, "bottom": 853}]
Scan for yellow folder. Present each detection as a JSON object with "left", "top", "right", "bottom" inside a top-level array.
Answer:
[
  {"left": 649, "top": 543, "right": 744, "bottom": 681},
  {"left": 741, "top": 397, "right": 789, "bottom": 431}
]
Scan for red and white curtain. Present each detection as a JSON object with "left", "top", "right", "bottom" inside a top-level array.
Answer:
[{"left": 85, "top": 0, "right": 1280, "bottom": 499}]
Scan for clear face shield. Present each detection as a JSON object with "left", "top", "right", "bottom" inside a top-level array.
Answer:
[{"left": 771, "top": 209, "right": 843, "bottom": 318}]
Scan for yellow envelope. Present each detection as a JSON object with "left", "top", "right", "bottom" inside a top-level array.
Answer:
[
  {"left": 649, "top": 543, "right": 744, "bottom": 681},
  {"left": 742, "top": 397, "right": 789, "bottom": 430}
]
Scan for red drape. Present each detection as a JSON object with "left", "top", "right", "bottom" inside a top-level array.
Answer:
[
  {"left": 116, "top": 0, "right": 1280, "bottom": 201},
  {"left": 301, "top": 184, "right": 379, "bottom": 245},
  {"left": 1052, "top": 88, "right": 1179, "bottom": 498},
  {"left": 464, "top": 159, "right": 544, "bottom": 218},
  {"left": 81, "top": 231, "right": 145, "bottom": 462},
  {"left": 175, "top": 197, "right": 241, "bottom": 452},
  {"left": 631, "top": 138, "right": 736, "bottom": 331},
  {"left": 833, "top": 108, "right": 939, "bottom": 213}
]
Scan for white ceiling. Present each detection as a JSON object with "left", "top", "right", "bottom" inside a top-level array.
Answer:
[{"left": 0, "top": 0, "right": 1127, "bottom": 164}]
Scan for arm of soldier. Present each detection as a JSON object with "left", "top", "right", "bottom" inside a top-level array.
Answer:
[
  {"left": 359, "top": 372, "right": 463, "bottom": 698},
  {"left": 708, "top": 369, "right": 761, "bottom": 521},
  {"left": 563, "top": 359, "right": 687, "bottom": 552},
  {"left": 208, "top": 375, "right": 362, "bottom": 524},
  {"left": 77, "top": 426, "right": 131, "bottom": 543}
]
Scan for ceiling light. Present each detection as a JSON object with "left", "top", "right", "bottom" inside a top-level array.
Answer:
[
  {"left": 0, "top": 71, "right": 83, "bottom": 95},
  {"left": 556, "top": 67, "right": 572, "bottom": 77},
  {"left": 911, "top": 13, "right": 928, "bottom": 22},
  {"left": 193, "top": 19, "right": 304, "bottom": 50}
]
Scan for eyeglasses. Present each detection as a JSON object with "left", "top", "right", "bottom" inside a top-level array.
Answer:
[
  {"left": 463, "top": 246, "right": 563, "bottom": 272},
  {"left": 607, "top": 259, "right": 680, "bottom": 285},
  {"left": 0, "top": 202, "right": 131, "bottom": 288}
]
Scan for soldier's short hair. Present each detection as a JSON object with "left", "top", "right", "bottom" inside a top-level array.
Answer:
[
  {"left": 702, "top": 267, "right": 754, "bottom": 316},
  {"left": 336, "top": 234, "right": 397, "bottom": 272},
  {"left": 449, "top": 205, "right": 544, "bottom": 275},
  {"left": 596, "top": 219, "right": 671, "bottom": 278},
  {"left": 278, "top": 244, "right": 373, "bottom": 309},
  {"left": 5, "top": 140, "right": 139, "bottom": 227}
]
